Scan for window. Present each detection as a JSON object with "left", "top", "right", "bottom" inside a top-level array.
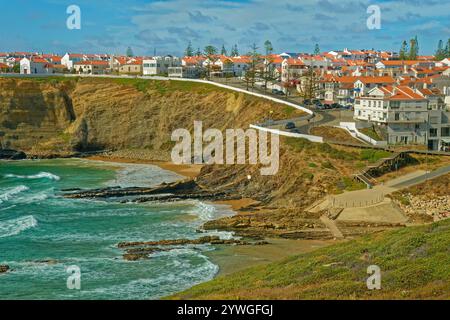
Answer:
[{"left": 430, "top": 128, "right": 438, "bottom": 137}]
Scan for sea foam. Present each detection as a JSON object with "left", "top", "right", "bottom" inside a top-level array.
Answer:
[
  {"left": 0, "top": 185, "right": 30, "bottom": 203},
  {"left": 0, "top": 215, "right": 38, "bottom": 238},
  {"left": 4, "top": 172, "right": 60, "bottom": 181}
]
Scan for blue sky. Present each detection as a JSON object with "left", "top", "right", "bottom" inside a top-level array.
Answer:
[{"left": 0, "top": 0, "right": 449, "bottom": 56}]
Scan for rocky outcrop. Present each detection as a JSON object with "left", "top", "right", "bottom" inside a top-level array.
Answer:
[
  {"left": 395, "top": 194, "right": 450, "bottom": 222},
  {"left": 118, "top": 236, "right": 266, "bottom": 261},
  {"left": 0, "top": 265, "right": 10, "bottom": 273}
]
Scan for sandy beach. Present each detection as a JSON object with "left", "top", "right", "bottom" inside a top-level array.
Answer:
[{"left": 86, "top": 156, "right": 203, "bottom": 178}]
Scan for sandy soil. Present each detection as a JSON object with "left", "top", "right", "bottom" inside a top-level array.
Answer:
[{"left": 207, "top": 238, "right": 339, "bottom": 276}]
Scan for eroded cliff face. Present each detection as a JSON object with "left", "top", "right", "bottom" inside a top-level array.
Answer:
[
  {"left": 0, "top": 79, "right": 75, "bottom": 152},
  {"left": 0, "top": 78, "right": 286, "bottom": 157}
]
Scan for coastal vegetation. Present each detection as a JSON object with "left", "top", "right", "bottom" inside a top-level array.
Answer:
[{"left": 172, "top": 218, "right": 450, "bottom": 300}]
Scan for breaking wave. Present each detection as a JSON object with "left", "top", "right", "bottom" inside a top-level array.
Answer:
[
  {"left": 0, "top": 215, "right": 38, "bottom": 238},
  {"left": 0, "top": 185, "right": 30, "bottom": 204},
  {"left": 4, "top": 172, "right": 60, "bottom": 181}
]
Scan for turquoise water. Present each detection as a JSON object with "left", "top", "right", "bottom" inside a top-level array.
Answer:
[{"left": 0, "top": 159, "right": 233, "bottom": 300}]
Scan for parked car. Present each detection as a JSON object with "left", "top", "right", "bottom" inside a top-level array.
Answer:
[
  {"left": 323, "top": 104, "right": 332, "bottom": 109},
  {"left": 285, "top": 122, "right": 296, "bottom": 130},
  {"left": 272, "top": 89, "right": 284, "bottom": 95},
  {"left": 331, "top": 103, "right": 340, "bottom": 109},
  {"left": 303, "top": 99, "right": 312, "bottom": 105}
]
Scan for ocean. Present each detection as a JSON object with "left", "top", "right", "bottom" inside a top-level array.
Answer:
[{"left": 0, "top": 158, "right": 234, "bottom": 300}]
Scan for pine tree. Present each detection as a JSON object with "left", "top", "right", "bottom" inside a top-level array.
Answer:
[
  {"left": 231, "top": 44, "right": 239, "bottom": 57},
  {"left": 435, "top": 40, "right": 445, "bottom": 61},
  {"left": 185, "top": 41, "right": 194, "bottom": 57},
  {"left": 314, "top": 43, "right": 320, "bottom": 55},
  {"left": 126, "top": 47, "right": 134, "bottom": 57},
  {"left": 204, "top": 45, "right": 218, "bottom": 79},
  {"left": 195, "top": 48, "right": 202, "bottom": 56},
  {"left": 264, "top": 40, "right": 273, "bottom": 56},
  {"left": 414, "top": 35, "right": 419, "bottom": 58},
  {"left": 446, "top": 39, "right": 450, "bottom": 58},
  {"left": 399, "top": 41, "right": 408, "bottom": 60},
  {"left": 221, "top": 44, "right": 228, "bottom": 56},
  {"left": 408, "top": 37, "right": 418, "bottom": 60}
]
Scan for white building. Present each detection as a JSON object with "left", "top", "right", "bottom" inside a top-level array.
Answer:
[
  {"left": 20, "top": 57, "right": 47, "bottom": 74},
  {"left": 354, "top": 85, "right": 450, "bottom": 149},
  {"left": 61, "top": 53, "right": 85, "bottom": 70},
  {"left": 143, "top": 56, "right": 180, "bottom": 75}
]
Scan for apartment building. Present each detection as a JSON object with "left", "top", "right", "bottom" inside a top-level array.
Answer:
[
  {"left": 143, "top": 56, "right": 181, "bottom": 75},
  {"left": 354, "top": 85, "right": 450, "bottom": 150}
]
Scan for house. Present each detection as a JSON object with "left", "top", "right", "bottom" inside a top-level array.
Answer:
[
  {"left": 118, "top": 60, "right": 143, "bottom": 75},
  {"left": 143, "top": 56, "right": 180, "bottom": 76},
  {"left": 319, "top": 75, "right": 358, "bottom": 104},
  {"left": 440, "top": 58, "right": 450, "bottom": 67},
  {"left": 73, "top": 60, "right": 109, "bottom": 74},
  {"left": 168, "top": 66, "right": 201, "bottom": 78},
  {"left": 0, "top": 62, "right": 9, "bottom": 73},
  {"left": 281, "top": 58, "right": 306, "bottom": 83},
  {"left": 228, "top": 56, "right": 250, "bottom": 77},
  {"left": 61, "top": 53, "right": 85, "bottom": 70},
  {"left": 417, "top": 88, "right": 446, "bottom": 110},
  {"left": 44, "top": 64, "right": 67, "bottom": 74},
  {"left": 20, "top": 57, "right": 48, "bottom": 74},
  {"left": 354, "top": 85, "right": 430, "bottom": 146},
  {"left": 353, "top": 76, "right": 396, "bottom": 97},
  {"left": 375, "top": 60, "right": 421, "bottom": 77}
]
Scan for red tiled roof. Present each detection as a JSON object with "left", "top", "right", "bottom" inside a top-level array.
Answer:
[
  {"left": 75, "top": 60, "right": 109, "bottom": 66},
  {"left": 381, "top": 85, "right": 426, "bottom": 101},
  {"left": 357, "top": 76, "right": 395, "bottom": 84},
  {"left": 32, "top": 58, "right": 48, "bottom": 64}
]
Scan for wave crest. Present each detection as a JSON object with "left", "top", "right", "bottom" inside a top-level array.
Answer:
[
  {"left": 4, "top": 172, "right": 60, "bottom": 181},
  {"left": 0, "top": 185, "right": 30, "bottom": 203},
  {"left": 0, "top": 215, "right": 38, "bottom": 238}
]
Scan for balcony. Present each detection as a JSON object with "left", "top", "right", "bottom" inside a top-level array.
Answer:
[{"left": 388, "top": 118, "right": 427, "bottom": 124}]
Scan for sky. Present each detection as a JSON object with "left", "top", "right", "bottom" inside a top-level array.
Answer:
[{"left": 0, "top": 0, "right": 449, "bottom": 56}]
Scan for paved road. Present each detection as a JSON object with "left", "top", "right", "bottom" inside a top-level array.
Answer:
[{"left": 390, "top": 165, "right": 450, "bottom": 189}]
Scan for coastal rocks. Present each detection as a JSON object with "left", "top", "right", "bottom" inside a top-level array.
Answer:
[
  {"left": 119, "top": 236, "right": 264, "bottom": 261},
  {"left": 0, "top": 149, "right": 27, "bottom": 160},
  {"left": 63, "top": 180, "right": 217, "bottom": 200},
  {"left": 0, "top": 265, "right": 10, "bottom": 274},
  {"left": 394, "top": 193, "right": 450, "bottom": 222},
  {"left": 118, "top": 236, "right": 248, "bottom": 249}
]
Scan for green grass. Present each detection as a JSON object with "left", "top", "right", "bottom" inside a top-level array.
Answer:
[
  {"left": 360, "top": 127, "right": 383, "bottom": 141},
  {"left": 171, "top": 219, "right": 450, "bottom": 300},
  {"left": 341, "top": 176, "right": 366, "bottom": 191},
  {"left": 359, "top": 149, "right": 392, "bottom": 163}
]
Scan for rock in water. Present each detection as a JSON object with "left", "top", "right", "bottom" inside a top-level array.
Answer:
[
  {"left": 0, "top": 265, "right": 10, "bottom": 273},
  {"left": 0, "top": 149, "right": 27, "bottom": 160}
]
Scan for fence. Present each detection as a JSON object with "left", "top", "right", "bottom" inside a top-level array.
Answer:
[{"left": 330, "top": 193, "right": 385, "bottom": 209}]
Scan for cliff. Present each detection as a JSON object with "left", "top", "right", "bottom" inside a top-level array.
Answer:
[{"left": 0, "top": 77, "right": 294, "bottom": 157}]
